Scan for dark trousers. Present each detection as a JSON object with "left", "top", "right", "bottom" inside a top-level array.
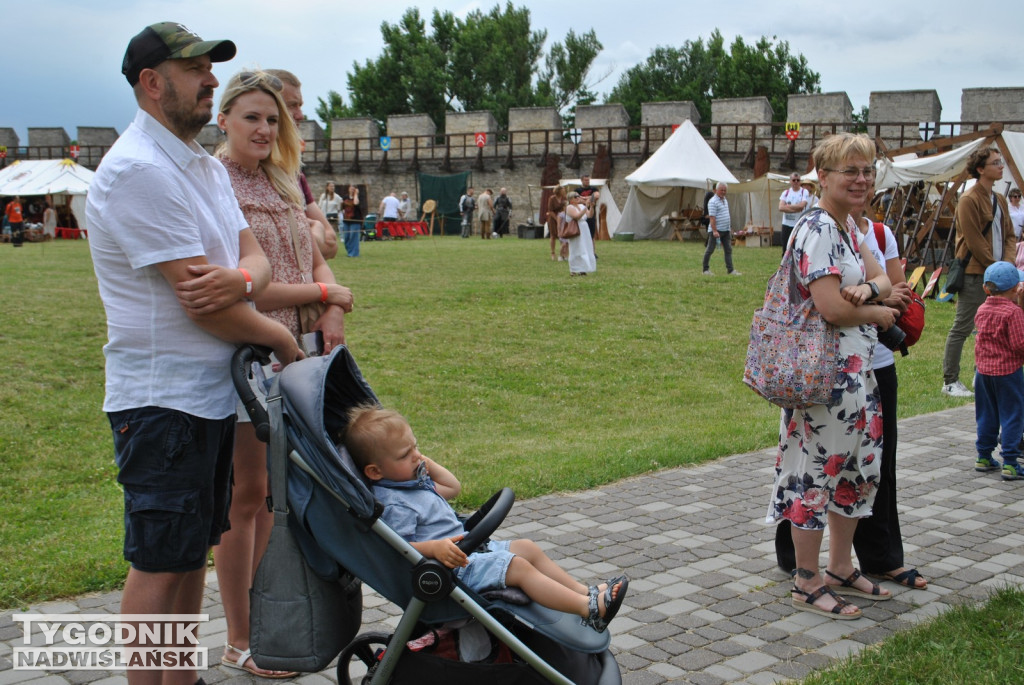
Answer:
[
  {"left": 781, "top": 224, "right": 796, "bottom": 251},
  {"left": 975, "top": 367, "right": 1024, "bottom": 466},
  {"left": 702, "top": 231, "right": 734, "bottom": 273},
  {"left": 775, "top": 363, "right": 902, "bottom": 574}
]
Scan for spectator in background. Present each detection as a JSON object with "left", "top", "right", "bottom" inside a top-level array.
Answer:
[
  {"left": 42, "top": 197, "right": 57, "bottom": 239},
  {"left": 493, "top": 187, "right": 512, "bottom": 238},
  {"left": 1008, "top": 188, "right": 1023, "bottom": 240},
  {"left": 458, "top": 187, "right": 476, "bottom": 238},
  {"left": 380, "top": 190, "right": 401, "bottom": 222},
  {"left": 548, "top": 185, "right": 568, "bottom": 261},
  {"left": 564, "top": 191, "right": 596, "bottom": 276},
  {"left": 702, "top": 182, "right": 741, "bottom": 276},
  {"left": 398, "top": 191, "right": 412, "bottom": 220},
  {"left": 264, "top": 68, "right": 337, "bottom": 260},
  {"left": 341, "top": 184, "right": 362, "bottom": 257},
  {"left": 477, "top": 187, "right": 493, "bottom": 239},
  {"left": 318, "top": 181, "right": 343, "bottom": 230},
  {"left": 779, "top": 173, "right": 810, "bottom": 249},
  {"left": 5, "top": 195, "right": 24, "bottom": 247},
  {"left": 942, "top": 147, "right": 1015, "bottom": 398}
]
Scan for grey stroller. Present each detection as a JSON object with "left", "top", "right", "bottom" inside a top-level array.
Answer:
[{"left": 231, "top": 345, "right": 621, "bottom": 684}]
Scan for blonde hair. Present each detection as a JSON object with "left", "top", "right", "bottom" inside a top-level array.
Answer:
[
  {"left": 344, "top": 405, "right": 409, "bottom": 471},
  {"left": 812, "top": 133, "right": 875, "bottom": 178},
  {"left": 217, "top": 69, "right": 303, "bottom": 207},
  {"left": 264, "top": 68, "right": 301, "bottom": 89}
]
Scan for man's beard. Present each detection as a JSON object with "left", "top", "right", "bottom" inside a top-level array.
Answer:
[{"left": 162, "top": 77, "right": 214, "bottom": 140}]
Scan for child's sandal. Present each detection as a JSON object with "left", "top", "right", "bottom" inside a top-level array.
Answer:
[{"left": 581, "top": 576, "right": 629, "bottom": 633}]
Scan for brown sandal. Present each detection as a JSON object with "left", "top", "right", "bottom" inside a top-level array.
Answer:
[
  {"left": 825, "top": 568, "right": 891, "bottom": 600},
  {"left": 791, "top": 585, "right": 862, "bottom": 620}
]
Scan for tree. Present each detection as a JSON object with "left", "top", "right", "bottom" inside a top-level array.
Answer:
[
  {"left": 607, "top": 30, "right": 820, "bottom": 126},
  {"left": 318, "top": 3, "right": 602, "bottom": 133},
  {"left": 314, "top": 90, "right": 356, "bottom": 138},
  {"left": 536, "top": 29, "right": 605, "bottom": 126}
]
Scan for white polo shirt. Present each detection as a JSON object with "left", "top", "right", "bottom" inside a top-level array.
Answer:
[{"left": 87, "top": 109, "right": 248, "bottom": 419}]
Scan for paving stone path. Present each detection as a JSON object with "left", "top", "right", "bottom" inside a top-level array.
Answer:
[{"left": 4, "top": 405, "right": 1024, "bottom": 685}]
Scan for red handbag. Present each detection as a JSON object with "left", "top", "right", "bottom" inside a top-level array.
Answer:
[{"left": 874, "top": 222, "right": 924, "bottom": 347}]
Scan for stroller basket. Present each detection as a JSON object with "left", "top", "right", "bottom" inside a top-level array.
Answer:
[{"left": 233, "top": 345, "right": 621, "bottom": 684}]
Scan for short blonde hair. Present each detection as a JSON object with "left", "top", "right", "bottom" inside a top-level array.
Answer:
[
  {"left": 217, "top": 69, "right": 303, "bottom": 207},
  {"left": 812, "top": 133, "right": 875, "bottom": 177},
  {"left": 344, "top": 405, "right": 409, "bottom": 471}
]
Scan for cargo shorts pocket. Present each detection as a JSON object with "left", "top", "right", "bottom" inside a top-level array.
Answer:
[{"left": 123, "top": 487, "right": 206, "bottom": 572}]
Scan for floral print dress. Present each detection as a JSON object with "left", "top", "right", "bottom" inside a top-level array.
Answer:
[
  {"left": 219, "top": 156, "right": 312, "bottom": 341},
  {"left": 765, "top": 209, "right": 883, "bottom": 530}
]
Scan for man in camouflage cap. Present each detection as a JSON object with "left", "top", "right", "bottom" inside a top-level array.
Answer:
[{"left": 88, "top": 23, "right": 299, "bottom": 685}]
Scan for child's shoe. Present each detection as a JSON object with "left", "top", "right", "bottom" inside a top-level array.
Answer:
[
  {"left": 976, "top": 456, "right": 1002, "bottom": 472},
  {"left": 1002, "top": 463, "right": 1024, "bottom": 481}
]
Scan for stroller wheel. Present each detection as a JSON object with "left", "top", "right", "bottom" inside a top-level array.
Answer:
[{"left": 338, "top": 632, "right": 391, "bottom": 685}]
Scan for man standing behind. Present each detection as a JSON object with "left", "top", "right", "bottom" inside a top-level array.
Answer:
[
  {"left": 4, "top": 196, "right": 24, "bottom": 247},
  {"left": 88, "top": 23, "right": 299, "bottom": 685},
  {"left": 264, "top": 69, "right": 338, "bottom": 260},
  {"left": 458, "top": 187, "right": 476, "bottom": 238},
  {"left": 702, "top": 182, "right": 741, "bottom": 276},
  {"left": 493, "top": 187, "right": 512, "bottom": 237},
  {"left": 942, "top": 147, "right": 1016, "bottom": 397},
  {"left": 778, "top": 173, "right": 809, "bottom": 249}
]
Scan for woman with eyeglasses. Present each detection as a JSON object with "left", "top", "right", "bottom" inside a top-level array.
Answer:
[
  {"left": 1008, "top": 189, "right": 1023, "bottom": 241},
  {"left": 764, "top": 133, "right": 899, "bottom": 620},
  {"left": 212, "top": 69, "right": 354, "bottom": 678}
]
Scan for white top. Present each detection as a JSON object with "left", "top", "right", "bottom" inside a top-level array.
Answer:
[
  {"left": 380, "top": 195, "right": 401, "bottom": 219},
  {"left": 707, "top": 194, "right": 730, "bottom": 233},
  {"left": 855, "top": 219, "right": 899, "bottom": 370},
  {"left": 1009, "top": 201, "right": 1024, "bottom": 240},
  {"left": 779, "top": 187, "right": 809, "bottom": 225},
  {"left": 87, "top": 109, "right": 248, "bottom": 419},
  {"left": 318, "top": 193, "right": 343, "bottom": 216},
  {"left": 397, "top": 197, "right": 412, "bottom": 219}
]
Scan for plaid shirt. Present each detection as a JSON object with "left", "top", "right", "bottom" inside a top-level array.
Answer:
[{"left": 975, "top": 296, "right": 1024, "bottom": 376}]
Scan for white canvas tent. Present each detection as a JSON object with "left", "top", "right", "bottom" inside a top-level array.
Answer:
[
  {"left": 620, "top": 120, "right": 739, "bottom": 240},
  {"left": 556, "top": 178, "right": 622, "bottom": 237},
  {"left": 730, "top": 173, "right": 790, "bottom": 235},
  {"left": 0, "top": 159, "right": 94, "bottom": 231}
]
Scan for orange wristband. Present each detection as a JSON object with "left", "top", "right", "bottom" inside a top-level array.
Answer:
[
  {"left": 317, "top": 282, "right": 328, "bottom": 303},
  {"left": 238, "top": 268, "right": 252, "bottom": 296}
]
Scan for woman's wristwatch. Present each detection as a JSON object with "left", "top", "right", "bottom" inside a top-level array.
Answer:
[{"left": 865, "top": 281, "right": 880, "bottom": 301}]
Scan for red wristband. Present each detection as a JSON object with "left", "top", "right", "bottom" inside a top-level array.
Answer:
[
  {"left": 238, "top": 268, "right": 252, "bottom": 296},
  {"left": 317, "top": 282, "right": 328, "bottom": 303}
]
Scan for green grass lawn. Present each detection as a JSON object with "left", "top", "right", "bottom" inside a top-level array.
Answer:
[{"left": 0, "top": 237, "right": 983, "bottom": 656}]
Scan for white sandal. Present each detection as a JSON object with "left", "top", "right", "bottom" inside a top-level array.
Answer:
[{"left": 222, "top": 643, "right": 297, "bottom": 679}]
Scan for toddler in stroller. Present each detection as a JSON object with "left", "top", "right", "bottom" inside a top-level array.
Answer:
[{"left": 344, "top": 405, "right": 629, "bottom": 633}]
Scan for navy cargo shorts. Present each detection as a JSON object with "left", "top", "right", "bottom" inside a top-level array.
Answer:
[{"left": 109, "top": 407, "right": 235, "bottom": 573}]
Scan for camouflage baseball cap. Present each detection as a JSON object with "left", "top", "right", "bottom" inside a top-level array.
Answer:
[{"left": 122, "top": 22, "right": 236, "bottom": 86}]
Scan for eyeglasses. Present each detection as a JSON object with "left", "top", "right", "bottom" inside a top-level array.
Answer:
[
  {"left": 238, "top": 71, "right": 283, "bottom": 92},
  {"left": 823, "top": 167, "right": 875, "bottom": 181},
  {"left": 986, "top": 159, "right": 1005, "bottom": 167}
]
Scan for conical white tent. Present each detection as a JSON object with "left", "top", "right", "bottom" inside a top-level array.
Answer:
[
  {"left": 619, "top": 120, "right": 739, "bottom": 240},
  {"left": 0, "top": 159, "right": 95, "bottom": 230}
]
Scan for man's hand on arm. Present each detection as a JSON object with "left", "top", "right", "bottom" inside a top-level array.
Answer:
[{"left": 159, "top": 257, "right": 301, "bottom": 366}]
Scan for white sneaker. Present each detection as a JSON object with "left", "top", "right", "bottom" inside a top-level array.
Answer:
[
  {"left": 730, "top": 270, "right": 743, "bottom": 276},
  {"left": 941, "top": 381, "right": 974, "bottom": 398},
  {"left": 702, "top": 270, "right": 714, "bottom": 276}
]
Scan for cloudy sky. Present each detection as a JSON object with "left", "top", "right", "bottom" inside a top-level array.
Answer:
[{"left": 2, "top": 0, "right": 1019, "bottom": 143}]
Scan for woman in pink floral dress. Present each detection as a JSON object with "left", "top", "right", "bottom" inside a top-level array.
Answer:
[
  {"left": 766, "top": 133, "right": 900, "bottom": 620},
  {"left": 212, "top": 70, "right": 354, "bottom": 677}
]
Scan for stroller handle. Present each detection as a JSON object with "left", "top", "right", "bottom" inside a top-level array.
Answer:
[
  {"left": 231, "top": 344, "right": 273, "bottom": 443},
  {"left": 458, "top": 487, "right": 515, "bottom": 553}
]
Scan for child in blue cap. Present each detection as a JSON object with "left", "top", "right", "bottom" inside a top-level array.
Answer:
[{"left": 974, "top": 261, "right": 1024, "bottom": 479}]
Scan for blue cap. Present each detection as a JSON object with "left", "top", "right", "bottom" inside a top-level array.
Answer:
[{"left": 983, "top": 261, "right": 1024, "bottom": 292}]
